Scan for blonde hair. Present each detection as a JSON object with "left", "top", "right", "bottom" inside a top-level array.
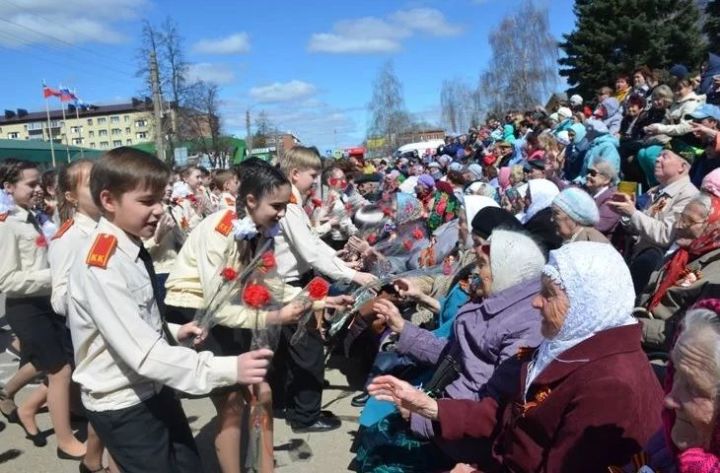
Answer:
[
  {"left": 510, "top": 165, "right": 524, "bottom": 184},
  {"left": 57, "top": 160, "right": 93, "bottom": 222},
  {"left": 279, "top": 146, "right": 322, "bottom": 176}
]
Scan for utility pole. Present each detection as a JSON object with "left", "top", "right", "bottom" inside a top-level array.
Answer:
[
  {"left": 246, "top": 108, "right": 253, "bottom": 159},
  {"left": 150, "top": 51, "right": 166, "bottom": 163}
]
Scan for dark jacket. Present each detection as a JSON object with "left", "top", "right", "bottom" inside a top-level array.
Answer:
[{"left": 435, "top": 324, "right": 663, "bottom": 473}]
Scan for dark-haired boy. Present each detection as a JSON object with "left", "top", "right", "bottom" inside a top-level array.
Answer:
[{"left": 67, "top": 147, "right": 273, "bottom": 473}]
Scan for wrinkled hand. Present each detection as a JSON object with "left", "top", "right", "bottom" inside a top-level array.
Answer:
[
  {"left": 367, "top": 375, "right": 438, "bottom": 421},
  {"left": 348, "top": 235, "right": 370, "bottom": 253},
  {"left": 275, "top": 299, "right": 311, "bottom": 325},
  {"left": 326, "top": 295, "right": 354, "bottom": 310},
  {"left": 236, "top": 348, "right": 274, "bottom": 385},
  {"left": 393, "top": 277, "right": 421, "bottom": 300},
  {"left": 644, "top": 124, "right": 660, "bottom": 135},
  {"left": 353, "top": 271, "right": 378, "bottom": 286},
  {"left": 691, "top": 121, "right": 719, "bottom": 141},
  {"left": 607, "top": 192, "right": 636, "bottom": 217},
  {"left": 176, "top": 321, "right": 207, "bottom": 347},
  {"left": 154, "top": 213, "right": 176, "bottom": 244},
  {"left": 372, "top": 298, "right": 405, "bottom": 333},
  {"left": 450, "top": 464, "right": 477, "bottom": 473}
]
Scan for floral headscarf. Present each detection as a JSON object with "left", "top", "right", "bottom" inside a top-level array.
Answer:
[{"left": 427, "top": 181, "right": 460, "bottom": 232}]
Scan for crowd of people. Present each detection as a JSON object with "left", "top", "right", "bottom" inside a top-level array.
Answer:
[{"left": 1, "top": 58, "right": 720, "bottom": 473}]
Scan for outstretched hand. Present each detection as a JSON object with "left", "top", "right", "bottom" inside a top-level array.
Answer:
[{"left": 367, "top": 375, "right": 438, "bottom": 421}]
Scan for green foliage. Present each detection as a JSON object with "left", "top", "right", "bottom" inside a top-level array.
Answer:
[
  {"left": 560, "top": 0, "right": 706, "bottom": 98},
  {"left": 705, "top": 0, "right": 720, "bottom": 51}
]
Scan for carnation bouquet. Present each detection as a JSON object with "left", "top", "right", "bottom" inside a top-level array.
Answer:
[{"left": 289, "top": 276, "right": 332, "bottom": 346}]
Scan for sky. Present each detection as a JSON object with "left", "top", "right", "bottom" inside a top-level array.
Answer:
[{"left": 0, "top": 0, "right": 577, "bottom": 152}]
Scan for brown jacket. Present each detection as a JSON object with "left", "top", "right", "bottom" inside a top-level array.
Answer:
[{"left": 570, "top": 226, "right": 610, "bottom": 244}]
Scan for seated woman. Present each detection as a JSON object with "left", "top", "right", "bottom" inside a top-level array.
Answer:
[
  {"left": 551, "top": 187, "right": 609, "bottom": 243},
  {"left": 369, "top": 242, "right": 663, "bottom": 473},
  {"left": 521, "top": 178, "right": 563, "bottom": 250},
  {"left": 617, "top": 299, "right": 720, "bottom": 473},
  {"left": 354, "top": 225, "right": 544, "bottom": 472},
  {"left": 635, "top": 191, "right": 720, "bottom": 352}
]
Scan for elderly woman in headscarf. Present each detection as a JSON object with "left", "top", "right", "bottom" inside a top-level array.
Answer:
[
  {"left": 634, "top": 189, "right": 720, "bottom": 353},
  {"left": 369, "top": 242, "right": 664, "bottom": 473},
  {"left": 426, "top": 179, "right": 461, "bottom": 232},
  {"left": 522, "top": 178, "right": 563, "bottom": 250},
  {"left": 551, "top": 187, "right": 609, "bottom": 243},
  {"left": 415, "top": 173, "right": 436, "bottom": 213},
  {"left": 354, "top": 225, "right": 545, "bottom": 473}
]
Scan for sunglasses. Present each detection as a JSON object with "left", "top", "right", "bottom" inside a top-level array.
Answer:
[
  {"left": 587, "top": 169, "right": 599, "bottom": 177},
  {"left": 329, "top": 178, "right": 347, "bottom": 187}
]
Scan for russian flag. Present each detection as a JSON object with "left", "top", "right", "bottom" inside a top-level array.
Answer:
[
  {"left": 59, "top": 87, "right": 77, "bottom": 103},
  {"left": 42, "top": 82, "right": 61, "bottom": 98}
]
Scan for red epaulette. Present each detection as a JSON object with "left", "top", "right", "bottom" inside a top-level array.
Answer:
[
  {"left": 0, "top": 212, "right": 8, "bottom": 222},
  {"left": 52, "top": 218, "right": 74, "bottom": 241},
  {"left": 214, "top": 210, "right": 236, "bottom": 236},
  {"left": 86, "top": 234, "right": 118, "bottom": 269},
  {"left": 289, "top": 193, "right": 299, "bottom": 205}
]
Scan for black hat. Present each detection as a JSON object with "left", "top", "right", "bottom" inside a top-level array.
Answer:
[
  {"left": 523, "top": 159, "right": 545, "bottom": 172},
  {"left": 355, "top": 173, "right": 383, "bottom": 184},
  {"left": 471, "top": 207, "right": 523, "bottom": 240}
]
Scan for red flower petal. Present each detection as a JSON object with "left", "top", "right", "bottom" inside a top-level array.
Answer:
[
  {"left": 260, "top": 251, "right": 276, "bottom": 272},
  {"left": 36, "top": 235, "right": 47, "bottom": 248},
  {"left": 243, "top": 283, "right": 271, "bottom": 308},
  {"left": 403, "top": 240, "right": 413, "bottom": 251},
  {"left": 306, "top": 276, "right": 330, "bottom": 300},
  {"left": 412, "top": 228, "right": 424, "bottom": 240}
]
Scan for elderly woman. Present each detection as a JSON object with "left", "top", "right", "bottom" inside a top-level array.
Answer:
[
  {"left": 369, "top": 242, "right": 663, "bottom": 473},
  {"left": 354, "top": 226, "right": 544, "bottom": 473},
  {"left": 584, "top": 158, "right": 621, "bottom": 237},
  {"left": 522, "top": 178, "right": 562, "bottom": 250},
  {"left": 635, "top": 191, "right": 720, "bottom": 352},
  {"left": 551, "top": 187, "right": 609, "bottom": 243},
  {"left": 618, "top": 300, "right": 720, "bottom": 473}
]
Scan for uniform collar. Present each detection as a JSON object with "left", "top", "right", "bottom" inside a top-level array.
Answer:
[
  {"left": 97, "top": 217, "right": 143, "bottom": 260},
  {"left": 290, "top": 184, "right": 304, "bottom": 205},
  {"left": 75, "top": 212, "right": 98, "bottom": 231},
  {"left": 12, "top": 205, "right": 29, "bottom": 220}
]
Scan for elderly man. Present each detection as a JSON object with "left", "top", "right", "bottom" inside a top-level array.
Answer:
[
  {"left": 688, "top": 104, "right": 720, "bottom": 186},
  {"left": 609, "top": 139, "right": 699, "bottom": 292}
]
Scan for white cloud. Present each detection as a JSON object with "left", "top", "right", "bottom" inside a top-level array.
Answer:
[
  {"left": 0, "top": 0, "right": 146, "bottom": 47},
  {"left": 249, "top": 80, "right": 317, "bottom": 103},
  {"left": 308, "top": 8, "right": 461, "bottom": 54},
  {"left": 192, "top": 33, "right": 250, "bottom": 55},
  {"left": 186, "top": 63, "right": 236, "bottom": 85}
]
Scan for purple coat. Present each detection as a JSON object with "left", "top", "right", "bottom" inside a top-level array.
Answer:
[
  {"left": 594, "top": 186, "right": 621, "bottom": 236},
  {"left": 397, "top": 278, "right": 543, "bottom": 440}
]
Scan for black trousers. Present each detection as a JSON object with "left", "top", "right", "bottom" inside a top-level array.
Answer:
[
  {"left": 630, "top": 246, "right": 665, "bottom": 294},
  {"left": 86, "top": 388, "right": 201, "bottom": 473},
  {"left": 270, "top": 274, "right": 325, "bottom": 427}
]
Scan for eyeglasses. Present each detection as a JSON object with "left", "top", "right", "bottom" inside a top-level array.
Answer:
[
  {"left": 675, "top": 212, "right": 707, "bottom": 228},
  {"left": 587, "top": 169, "right": 598, "bottom": 177}
]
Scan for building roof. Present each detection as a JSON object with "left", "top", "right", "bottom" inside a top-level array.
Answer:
[
  {"left": 0, "top": 139, "right": 102, "bottom": 165},
  {"left": 0, "top": 99, "right": 155, "bottom": 125}
]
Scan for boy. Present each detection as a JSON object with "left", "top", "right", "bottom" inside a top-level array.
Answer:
[
  {"left": 67, "top": 147, "right": 273, "bottom": 473},
  {"left": 273, "top": 146, "right": 376, "bottom": 432},
  {"left": 213, "top": 168, "right": 239, "bottom": 210}
]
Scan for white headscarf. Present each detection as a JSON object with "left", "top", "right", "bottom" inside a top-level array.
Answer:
[
  {"left": 171, "top": 181, "right": 192, "bottom": 200},
  {"left": 489, "top": 229, "right": 546, "bottom": 293},
  {"left": 521, "top": 178, "right": 559, "bottom": 224},
  {"left": 464, "top": 195, "right": 498, "bottom": 225},
  {"left": 526, "top": 242, "right": 636, "bottom": 396}
]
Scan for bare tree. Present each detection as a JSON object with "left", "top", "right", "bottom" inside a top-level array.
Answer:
[
  {"left": 478, "top": 0, "right": 559, "bottom": 115},
  {"left": 185, "top": 81, "right": 229, "bottom": 168},
  {"left": 367, "top": 60, "right": 413, "bottom": 155},
  {"left": 252, "top": 111, "right": 277, "bottom": 148},
  {"left": 440, "top": 78, "right": 477, "bottom": 133}
]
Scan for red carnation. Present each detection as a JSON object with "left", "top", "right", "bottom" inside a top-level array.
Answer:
[
  {"left": 412, "top": 228, "right": 424, "bottom": 240},
  {"left": 187, "top": 194, "right": 197, "bottom": 203},
  {"left": 243, "top": 283, "right": 271, "bottom": 308},
  {"left": 345, "top": 203, "right": 353, "bottom": 213},
  {"left": 367, "top": 233, "right": 377, "bottom": 245},
  {"left": 311, "top": 198, "right": 322, "bottom": 207},
  {"left": 403, "top": 240, "right": 413, "bottom": 251},
  {"left": 36, "top": 235, "right": 47, "bottom": 248},
  {"left": 382, "top": 206, "right": 394, "bottom": 217},
  {"left": 260, "top": 251, "right": 276, "bottom": 273},
  {"left": 221, "top": 267, "right": 238, "bottom": 281},
  {"left": 306, "top": 277, "right": 330, "bottom": 300}
]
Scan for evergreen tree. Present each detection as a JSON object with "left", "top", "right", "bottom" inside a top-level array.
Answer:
[
  {"left": 704, "top": 0, "right": 720, "bottom": 51},
  {"left": 560, "top": 0, "right": 705, "bottom": 98}
]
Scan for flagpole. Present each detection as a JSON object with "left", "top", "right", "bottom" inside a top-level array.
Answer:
[
  {"left": 74, "top": 101, "right": 84, "bottom": 159},
  {"left": 60, "top": 99, "right": 70, "bottom": 162},
  {"left": 44, "top": 97, "right": 56, "bottom": 168}
]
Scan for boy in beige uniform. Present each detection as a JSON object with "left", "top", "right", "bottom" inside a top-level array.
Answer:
[{"left": 67, "top": 147, "right": 273, "bottom": 473}]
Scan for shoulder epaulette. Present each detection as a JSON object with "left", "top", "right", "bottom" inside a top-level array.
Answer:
[
  {"left": 215, "top": 210, "right": 236, "bottom": 236},
  {"left": 289, "top": 193, "right": 299, "bottom": 205},
  {"left": 0, "top": 212, "right": 7, "bottom": 222},
  {"left": 86, "top": 233, "right": 118, "bottom": 269},
  {"left": 52, "top": 218, "right": 74, "bottom": 240}
]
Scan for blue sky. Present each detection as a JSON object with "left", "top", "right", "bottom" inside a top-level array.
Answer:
[{"left": 0, "top": 0, "right": 576, "bottom": 152}]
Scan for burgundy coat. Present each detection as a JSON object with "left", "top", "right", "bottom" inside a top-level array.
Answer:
[
  {"left": 435, "top": 323, "right": 663, "bottom": 473},
  {"left": 594, "top": 186, "right": 622, "bottom": 237}
]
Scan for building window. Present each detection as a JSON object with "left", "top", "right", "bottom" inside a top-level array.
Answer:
[
  {"left": 111, "top": 128, "right": 121, "bottom": 136},
  {"left": 72, "top": 138, "right": 83, "bottom": 145},
  {"left": 135, "top": 119, "right": 147, "bottom": 127},
  {"left": 112, "top": 140, "right": 122, "bottom": 146},
  {"left": 124, "top": 115, "right": 130, "bottom": 122},
  {"left": 97, "top": 117, "right": 106, "bottom": 125},
  {"left": 126, "top": 139, "right": 132, "bottom": 145},
  {"left": 99, "top": 141, "right": 109, "bottom": 147},
  {"left": 90, "top": 142, "right": 95, "bottom": 148},
  {"left": 88, "top": 130, "right": 95, "bottom": 137},
  {"left": 7, "top": 132, "right": 18, "bottom": 139},
  {"left": 99, "top": 129, "right": 108, "bottom": 137},
  {"left": 110, "top": 116, "right": 120, "bottom": 123},
  {"left": 87, "top": 118, "right": 93, "bottom": 125},
  {"left": 136, "top": 131, "right": 148, "bottom": 140},
  {"left": 125, "top": 127, "right": 131, "bottom": 134},
  {"left": 70, "top": 126, "right": 82, "bottom": 134}
]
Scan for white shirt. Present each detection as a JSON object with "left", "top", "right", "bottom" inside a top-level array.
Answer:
[
  {"left": 0, "top": 206, "right": 52, "bottom": 298},
  {"left": 68, "top": 217, "right": 237, "bottom": 412},
  {"left": 274, "top": 185, "right": 357, "bottom": 284},
  {"left": 49, "top": 212, "right": 97, "bottom": 316}
]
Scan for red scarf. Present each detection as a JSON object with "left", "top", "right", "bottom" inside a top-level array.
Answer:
[{"left": 648, "top": 197, "right": 720, "bottom": 311}]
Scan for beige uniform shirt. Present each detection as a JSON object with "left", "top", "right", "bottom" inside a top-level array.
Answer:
[
  {"left": 67, "top": 217, "right": 238, "bottom": 412},
  {"left": 170, "top": 198, "right": 203, "bottom": 236},
  {"left": 0, "top": 206, "right": 52, "bottom": 298},
  {"left": 217, "top": 192, "right": 236, "bottom": 211},
  {"left": 49, "top": 212, "right": 97, "bottom": 316},
  {"left": 275, "top": 185, "right": 357, "bottom": 284},
  {"left": 164, "top": 209, "right": 301, "bottom": 328}
]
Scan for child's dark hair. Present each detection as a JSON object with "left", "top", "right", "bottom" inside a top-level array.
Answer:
[
  {"left": 235, "top": 161, "right": 289, "bottom": 217},
  {"left": 41, "top": 169, "right": 57, "bottom": 196},
  {"left": 1, "top": 158, "right": 37, "bottom": 187},
  {"left": 90, "top": 147, "right": 169, "bottom": 210},
  {"left": 57, "top": 159, "right": 93, "bottom": 222},
  {"left": 321, "top": 165, "right": 342, "bottom": 186}
]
